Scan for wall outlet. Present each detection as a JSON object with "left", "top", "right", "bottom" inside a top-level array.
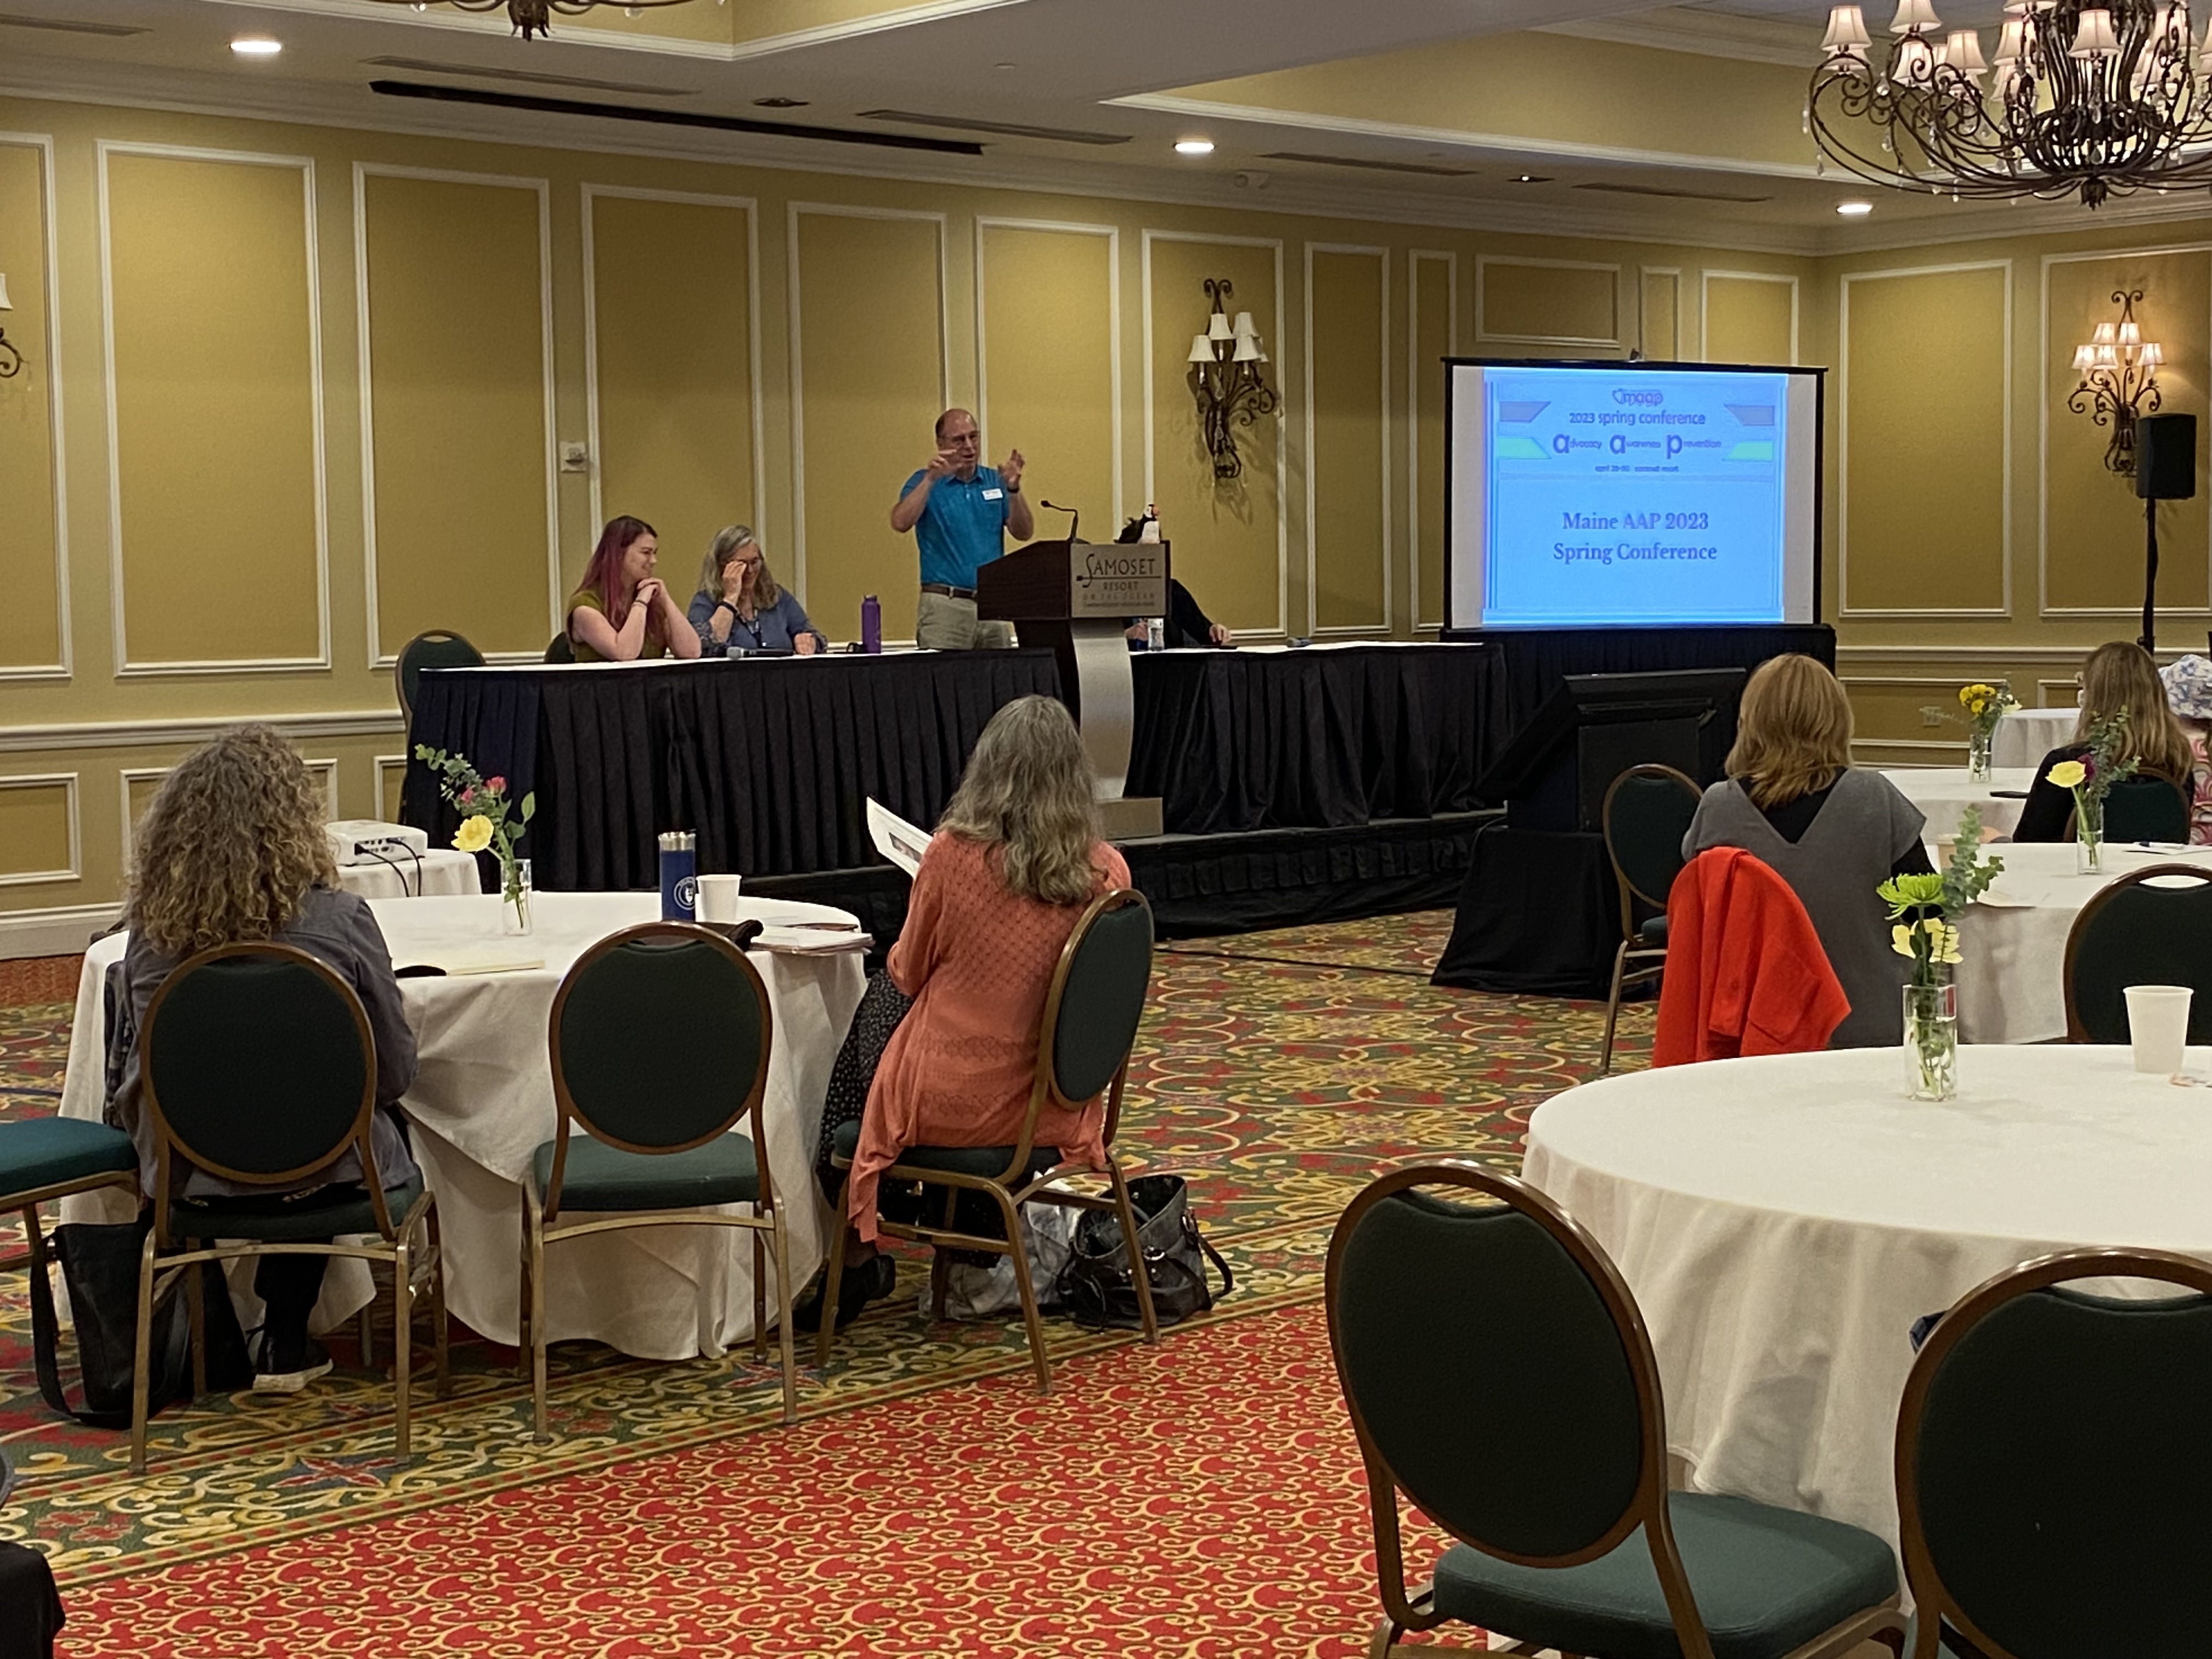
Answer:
[{"left": 559, "top": 442, "right": 591, "bottom": 473}]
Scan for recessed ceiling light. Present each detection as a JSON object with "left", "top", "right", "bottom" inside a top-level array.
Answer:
[
  {"left": 231, "top": 35, "right": 282, "bottom": 56},
  {"left": 752, "top": 95, "right": 809, "bottom": 108},
  {"left": 1511, "top": 174, "right": 1550, "bottom": 184},
  {"left": 1836, "top": 199, "right": 1875, "bottom": 216},
  {"left": 1175, "top": 139, "right": 1215, "bottom": 156}
]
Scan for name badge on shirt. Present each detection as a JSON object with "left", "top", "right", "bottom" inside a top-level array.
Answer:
[{"left": 981, "top": 487, "right": 1004, "bottom": 500}]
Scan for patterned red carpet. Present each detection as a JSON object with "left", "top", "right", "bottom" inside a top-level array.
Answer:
[{"left": 0, "top": 912, "right": 1649, "bottom": 1653}]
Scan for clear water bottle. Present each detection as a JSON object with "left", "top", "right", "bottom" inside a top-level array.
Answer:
[
  {"left": 1146, "top": 617, "right": 1166, "bottom": 651},
  {"left": 860, "top": 594, "right": 882, "bottom": 654}
]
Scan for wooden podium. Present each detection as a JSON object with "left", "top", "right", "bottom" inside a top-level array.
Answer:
[{"left": 977, "top": 538, "right": 1167, "bottom": 839}]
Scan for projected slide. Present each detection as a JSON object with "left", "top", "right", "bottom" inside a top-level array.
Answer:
[{"left": 1451, "top": 363, "right": 1818, "bottom": 629}]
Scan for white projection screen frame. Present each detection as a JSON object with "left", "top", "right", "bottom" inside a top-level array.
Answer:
[{"left": 1444, "top": 359, "right": 1824, "bottom": 632}]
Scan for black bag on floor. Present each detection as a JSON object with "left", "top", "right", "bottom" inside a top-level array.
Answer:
[
  {"left": 26, "top": 1218, "right": 250, "bottom": 1430},
  {"left": 1058, "top": 1175, "right": 1232, "bottom": 1330}
]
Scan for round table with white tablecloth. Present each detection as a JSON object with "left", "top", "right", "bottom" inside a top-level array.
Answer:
[
  {"left": 1877, "top": 766, "right": 2034, "bottom": 840},
  {"left": 1951, "top": 840, "right": 2212, "bottom": 1043},
  {"left": 1991, "top": 706, "right": 2079, "bottom": 769},
  {"left": 1521, "top": 1043, "right": 2212, "bottom": 1556},
  {"left": 334, "top": 847, "right": 480, "bottom": 900},
  {"left": 58, "top": 890, "right": 867, "bottom": 1359}
]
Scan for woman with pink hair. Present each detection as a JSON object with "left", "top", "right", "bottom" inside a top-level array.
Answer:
[{"left": 566, "top": 515, "right": 701, "bottom": 663}]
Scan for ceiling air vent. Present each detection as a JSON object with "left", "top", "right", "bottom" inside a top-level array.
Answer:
[
  {"left": 856, "top": 109, "right": 1130, "bottom": 146},
  {"left": 0, "top": 12, "right": 148, "bottom": 34},
  {"left": 1572, "top": 180, "right": 1772, "bottom": 203},
  {"left": 1261, "top": 151, "right": 1476, "bottom": 177},
  {"left": 363, "top": 56, "right": 698, "bottom": 97},
  {"left": 369, "top": 81, "right": 982, "bottom": 156}
]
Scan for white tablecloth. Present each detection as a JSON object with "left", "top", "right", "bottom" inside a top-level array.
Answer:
[
  {"left": 1952, "top": 841, "right": 2212, "bottom": 1043},
  {"left": 1877, "top": 767, "right": 2034, "bottom": 839},
  {"left": 1522, "top": 1044, "right": 2212, "bottom": 1555},
  {"left": 59, "top": 891, "right": 867, "bottom": 1359},
  {"left": 335, "top": 848, "right": 479, "bottom": 900},
  {"left": 1991, "top": 706, "right": 2078, "bottom": 769}
]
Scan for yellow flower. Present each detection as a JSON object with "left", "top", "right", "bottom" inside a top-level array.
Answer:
[
  {"left": 454, "top": 814, "right": 494, "bottom": 853},
  {"left": 1960, "top": 683, "right": 1993, "bottom": 710},
  {"left": 1922, "top": 918, "right": 1963, "bottom": 964},
  {"left": 2046, "top": 759, "right": 2087, "bottom": 790},
  {"left": 1892, "top": 923, "right": 1917, "bottom": 959}
]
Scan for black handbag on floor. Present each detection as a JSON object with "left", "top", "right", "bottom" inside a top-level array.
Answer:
[
  {"left": 26, "top": 1217, "right": 250, "bottom": 1430},
  {"left": 1058, "top": 1174, "right": 1232, "bottom": 1330}
]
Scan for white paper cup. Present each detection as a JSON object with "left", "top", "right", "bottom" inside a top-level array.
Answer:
[
  {"left": 2124, "top": 984, "right": 2193, "bottom": 1074},
  {"left": 696, "top": 872, "right": 743, "bottom": 924}
]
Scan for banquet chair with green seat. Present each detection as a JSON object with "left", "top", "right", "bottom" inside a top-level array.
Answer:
[
  {"left": 2070, "top": 772, "right": 2190, "bottom": 844},
  {"left": 394, "top": 629, "right": 484, "bottom": 740},
  {"left": 1327, "top": 1161, "right": 1906, "bottom": 1659},
  {"left": 1895, "top": 1246, "right": 2212, "bottom": 1659},
  {"left": 0, "top": 1116, "right": 140, "bottom": 1317},
  {"left": 1599, "top": 764, "right": 1702, "bottom": 1075},
  {"left": 137, "top": 943, "right": 446, "bottom": 1475},
  {"left": 529, "top": 921, "right": 793, "bottom": 1439},
  {"left": 817, "top": 888, "right": 1160, "bottom": 1395},
  {"left": 2061, "top": 862, "right": 2212, "bottom": 1043}
]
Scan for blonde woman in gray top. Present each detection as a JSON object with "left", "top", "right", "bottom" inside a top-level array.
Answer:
[{"left": 1683, "top": 654, "right": 1931, "bottom": 1048}]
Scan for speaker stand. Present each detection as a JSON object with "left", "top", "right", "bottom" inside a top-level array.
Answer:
[{"left": 2142, "top": 495, "right": 2161, "bottom": 655}]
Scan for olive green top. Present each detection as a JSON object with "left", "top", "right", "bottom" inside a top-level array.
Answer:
[{"left": 565, "top": 586, "right": 668, "bottom": 663}]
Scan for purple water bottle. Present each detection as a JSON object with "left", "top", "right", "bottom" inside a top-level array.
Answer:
[{"left": 860, "top": 593, "right": 882, "bottom": 654}]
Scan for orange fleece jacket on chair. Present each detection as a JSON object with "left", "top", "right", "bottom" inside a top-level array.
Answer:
[{"left": 1652, "top": 847, "right": 1850, "bottom": 1066}]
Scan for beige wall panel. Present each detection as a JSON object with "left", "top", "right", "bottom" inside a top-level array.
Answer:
[
  {"left": 0, "top": 142, "right": 62, "bottom": 673},
  {"left": 793, "top": 210, "right": 944, "bottom": 642},
  {"left": 379, "top": 755, "right": 408, "bottom": 823},
  {"left": 979, "top": 223, "right": 1116, "bottom": 541},
  {"left": 364, "top": 171, "right": 551, "bottom": 659},
  {"left": 590, "top": 193, "right": 755, "bottom": 593},
  {"left": 1412, "top": 254, "right": 1453, "bottom": 630},
  {"left": 2044, "top": 250, "right": 2210, "bottom": 613},
  {"left": 1705, "top": 274, "right": 1796, "bottom": 365},
  {"left": 1841, "top": 679, "right": 1972, "bottom": 749},
  {"left": 1148, "top": 237, "right": 1282, "bottom": 633},
  {"left": 106, "top": 150, "right": 321, "bottom": 667},
  {"left": 1480, "top": 259, "right": 1618, "bottom": 346},
  {"left": 0, "top": 778, "right": 74, "bottom": 882},
  {"left": 1640, "top": 269, "right": 1680, "bottom": 360},
  {"left": 1844, "top": 267, "right": 2008, "bottom": 614},
  {"left": 1308, "top": 248, "right": 1386, "bottom": 633}
]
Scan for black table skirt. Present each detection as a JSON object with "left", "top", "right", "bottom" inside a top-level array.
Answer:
[
  {"left": 1128, "top": 644, "right": 1508, "bottom": 834},
  {"left": 1432, "top": 825, "right": 1629, "bottom": 1000},
  {"left": 402, "top": 651, "right": 1061, "bottom": 890}
]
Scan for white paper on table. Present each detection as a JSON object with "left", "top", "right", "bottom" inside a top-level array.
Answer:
[
  {"left": 866, "top": 798, "right": 929, "bottom": 877},
  {"left": 751, "top": 927, "right": 874, "bottom": 955},
  {"left": 396, "top": 949, "right": 546, "bottom": 975},
  {"left": 1971, "top": 888, "right": 2036, "bottom": 909}
]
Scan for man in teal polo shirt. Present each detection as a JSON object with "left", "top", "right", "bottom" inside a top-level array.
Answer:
[{"left": 889, "top": 407, "right": 1032, "bottom": 649}]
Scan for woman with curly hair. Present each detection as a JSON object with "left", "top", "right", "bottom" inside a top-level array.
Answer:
[
  {"left": 797, "top": 695, "right": 1128, "bottom": 1329},
  {"left": 112, "top": 724, "right": 419, "bottom": 1391}
]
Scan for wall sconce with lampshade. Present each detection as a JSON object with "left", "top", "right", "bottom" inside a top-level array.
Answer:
[
  {"left": 1187, "top": 278, "right": 1279, "bottom": 481},
  {"left": 2069, "top": 287, "right": 2162, "bottom": 476},
  {"left": 0, "top": 273, "right": 20, "bottom": 379}
]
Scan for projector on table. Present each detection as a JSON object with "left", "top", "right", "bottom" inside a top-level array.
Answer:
[{"left": 325, "top": 821, "right": 431, "bottom": 866}]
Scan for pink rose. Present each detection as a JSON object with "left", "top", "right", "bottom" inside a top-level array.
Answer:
[
  {"left": 459, "top": 785, "right": 475, "bottom": 804},
  {"left": 485, "top": 776, "right": 505, "bottom": 794}
]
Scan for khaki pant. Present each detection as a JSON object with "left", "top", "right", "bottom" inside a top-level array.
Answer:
[{"left": 915, "top": 590, "right": 1015, "bottom": 651}]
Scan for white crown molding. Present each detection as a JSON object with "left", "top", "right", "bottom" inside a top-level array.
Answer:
[
  {"left": 0, "top": 59, "right": 1833, "bottom": 256},
  {"left": 0, "top": 710, "right": 402, "bottom": 756},
  {"left": 1537, "top": 7, "right": 1822, "bottom": 69}
]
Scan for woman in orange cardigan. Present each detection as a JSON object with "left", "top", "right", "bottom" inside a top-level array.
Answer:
[{"left": 798, "top": 695, "right": 1129, "bottom": 1329}]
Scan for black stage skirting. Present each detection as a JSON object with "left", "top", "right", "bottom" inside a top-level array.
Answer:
[
  {"left": 402, "top": 644, "right": 1508, "bottom": 891},
  {"left": 754, "top": 812, "right": 1495, "bottom": 958},
  {"left": 1128, "top": 644, "right": 1507, "bottom": 833},
  {"left": 401, "top": 651, "right": 1060, "bottom": 891}
]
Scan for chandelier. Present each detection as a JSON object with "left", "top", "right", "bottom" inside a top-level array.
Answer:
[
  {"left": 371, "top": 0, "right": 707, "bottom": 41},
  {"left": 2069, "top": 287, "right": 2164, "bottom": 471},
  {"left": 1184, "top": 279, "right": 1279, "bottom": 482},
  {"left": 1810, "top": 1, "right": 2212, "bottom": 207}
]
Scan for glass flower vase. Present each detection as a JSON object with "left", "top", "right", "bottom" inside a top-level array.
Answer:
[
  {"left": 1966, "top": 728, "right": 1994, "bottom": 784},
  {"left": 2075, "top": 795, "right": 2104, "bottom": 876},
  {"left": 1903, "top": 981, "right": 1958, "bottom": 1102},
  {"left": 500, "top": 856, "right": 533, "bottom": 935}
]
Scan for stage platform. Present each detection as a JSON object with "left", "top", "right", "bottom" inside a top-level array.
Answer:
[{"left": 749, "top": 811, "right": 1495, "bottom": 958}]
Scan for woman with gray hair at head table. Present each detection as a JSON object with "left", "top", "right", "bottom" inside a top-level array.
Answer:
[
  {"left": 687, "top": 524, "right": 827, "bottom": 656},
  {"left": 2159, "top": 652, "right": 2212, "bottom": 843}
]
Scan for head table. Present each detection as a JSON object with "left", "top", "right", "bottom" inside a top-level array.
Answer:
[
  {"left": 59, "top": 891, "right": 867, "bottom": 1361},
  {"left": 1522, "top": 1044, "right": 2212, "bottom": 1557}
]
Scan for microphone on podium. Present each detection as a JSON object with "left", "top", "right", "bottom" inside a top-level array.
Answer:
[{"left": 1040, "top": 500, "right": 1079, "bottom": 543}]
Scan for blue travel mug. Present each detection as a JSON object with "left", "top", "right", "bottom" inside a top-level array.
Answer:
[{"left": 658, "top": 831, "right": 697, "bottom": 921}]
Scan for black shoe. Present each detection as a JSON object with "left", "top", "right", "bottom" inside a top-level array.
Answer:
[
  {"left": 253, "top": 1334, "right": 333, "bottom": 1394},
  {"left": 791, "top": 1253, "right": 897, "bottom": 1334}
]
